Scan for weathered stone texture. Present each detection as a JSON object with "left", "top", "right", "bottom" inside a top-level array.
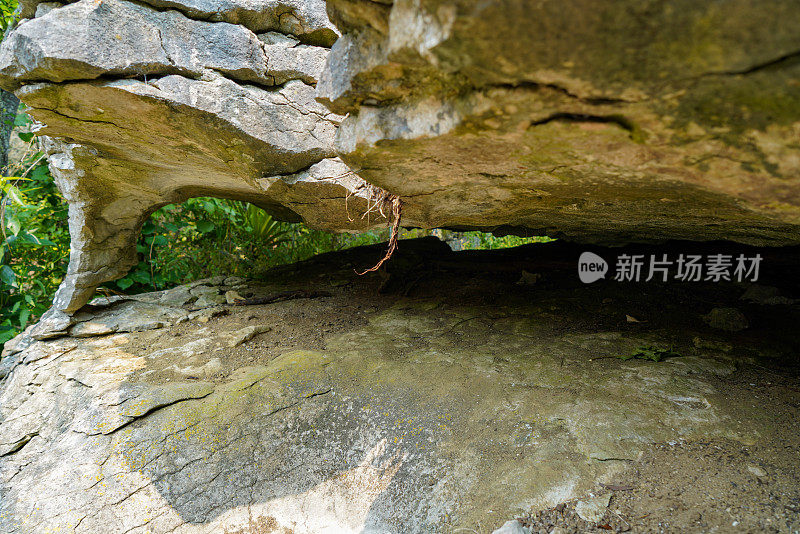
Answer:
[
  {"left": 1, "top": 242, "right": 799, "bottom": 532},
  {"left": 16, "top": 0, "right": 339, "bottom": 45},
  {"left": 0, "top": 0, "right": 272, "bottom": 87},
  {"left": 0, "top": 0, "right": 374, "bottom": 322},
  {"left": 1, "top": 0, "right": 800, "bottom": 319},
  {"left": 319, "top": 0, "right": 800, "bottom": 245}
]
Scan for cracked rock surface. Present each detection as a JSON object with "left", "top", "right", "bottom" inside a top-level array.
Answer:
[{"left": 1, "top": 240, "right": 799, "bottom": 532}]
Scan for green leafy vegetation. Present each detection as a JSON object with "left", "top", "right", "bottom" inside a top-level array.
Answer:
[
  {"left": 0, "top": 0, "right": 16, "bottom": 33},
  {"left": 118, "top": 218, "right": 553, "bottom": 295},
  {"left": 444, "top": 230, "right": 555, "bottom": 250},
  {"left": 1, "top": 115, "right": 70, "bottom": 344},
  {"left": 111, "top": 198, "right": 393, "bottom": 293}
]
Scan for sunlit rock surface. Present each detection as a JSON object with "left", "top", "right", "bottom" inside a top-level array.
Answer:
[{"left": 1, "top": 241, "right": 799, "bottom": 532}]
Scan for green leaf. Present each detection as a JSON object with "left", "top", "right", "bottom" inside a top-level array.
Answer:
[
  {"left": 4, "top": 184, "right": 28, "bottom": 206},
  {"left": 201, "top": 200, "right": 216, "bottom": 214},
  {"left": 0, "top": 265, "right": 16, "bottom": 287},
  {"left": 131, "top": 270, "right": 151, "bottom": 284},
  {"left": 17, "top": 131, "right": 34, "bottom": 143},
  {"left": 116, "top": 277, "right": 134, "bottom": 290},
  {"left": 30, "top": 164, "right": 49, "bottom": 178},
  {"left": 196, "top": 220, "right": 215, "bottom": 233},
  {"left": 0, "top": 329, "right": 15, "bottom": 345},
  {"left": 141, "top": 221, "right": 157, "bottom": 235},
  {"left": 18, "top": 308, "right": 31, "bottom": 329},
  {"left": 6, "top": 216, "right": 21, "bottom": 235},
  {"left": 17, "top": 231, "right": 41, "bottom": 245}
]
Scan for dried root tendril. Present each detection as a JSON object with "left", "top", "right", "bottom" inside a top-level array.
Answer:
[{"left": 356, "top": 194, "right": 402, "bottom": 275}]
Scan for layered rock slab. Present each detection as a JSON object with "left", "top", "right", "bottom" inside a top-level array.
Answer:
[
  {"left": 1, "top": 241, "right": 799, "bottom": 532},
  {"left": 0, "top": 0, "right": 380, "bottom": 325},
  {"left": 16, "top": 0, "right": 339, "bottom": 45},
  {"left": 318, "top": 0, "right": 800, "bottom": 245},
  {"left": 0, "top": 0, "right": 271, "bottom": 87},
  {"left": 19, "top": 72, "right": 350, "bottom": 325}
]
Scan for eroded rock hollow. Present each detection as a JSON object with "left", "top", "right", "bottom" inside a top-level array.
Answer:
[
  {"left": 1, "top": 0, "right": 799, "bottom": 324},
  {"left": 318, "top": 0, "right": 800, "bottom": 242}
]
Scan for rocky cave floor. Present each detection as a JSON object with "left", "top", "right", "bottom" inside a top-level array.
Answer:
[{"left": 1, "top": 237, "right": 799, "bottom": 533}]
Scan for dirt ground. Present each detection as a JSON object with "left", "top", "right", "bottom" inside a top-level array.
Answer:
[{"left": 522, "top": 407, "right": 800, "bottom": 533}]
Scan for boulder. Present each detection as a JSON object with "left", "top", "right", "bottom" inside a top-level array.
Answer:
[{"left": 0, "top": 0, "right": 379, "bottom": 322}]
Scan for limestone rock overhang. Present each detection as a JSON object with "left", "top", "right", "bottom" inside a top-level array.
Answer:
[
  {"left": 318, "top": 0, "right": 800, "bottom": 246},
  {"left": 1, "top": 0, "right": 800, "bottom": 328}
]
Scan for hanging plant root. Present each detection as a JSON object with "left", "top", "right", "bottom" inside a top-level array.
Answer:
[{"left": 356, "top": 193, "right": 402, "bottom": 275}]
